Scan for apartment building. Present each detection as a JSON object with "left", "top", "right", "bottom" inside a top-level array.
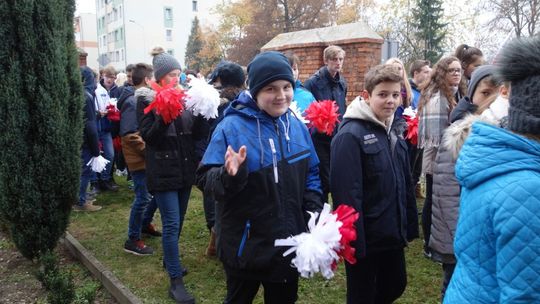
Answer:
[
  {"left": 75, "top": 13, "right": 99, "bottom": 70},
  {"left": 96, "top": 0, "right": 198, "bottom": 70}
]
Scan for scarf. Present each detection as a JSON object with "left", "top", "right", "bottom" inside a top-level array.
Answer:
[{"left": 418, "top": 90, "right": 450, "bottom": 149}]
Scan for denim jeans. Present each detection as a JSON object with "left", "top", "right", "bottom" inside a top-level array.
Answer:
[
  {"left": 98, "top": 131, "right": 114, "bottom": 181},
  {"left": 154, "top": 187, "right": 192, "bottom": 279},
  {"left": 127, "top": 170, "right": 157, "bottom": 240},
  {"left": 79, "top": 147, "right": 96, "bottom": 206}
]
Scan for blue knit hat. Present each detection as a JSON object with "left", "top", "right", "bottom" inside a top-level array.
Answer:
[{"left": 247, "top": 51, "right": 295, "bottom": 98}]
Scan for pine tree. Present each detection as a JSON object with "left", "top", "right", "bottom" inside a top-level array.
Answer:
[
  {"left": 411, "top": 0, "right": 447, "bottom": 63},
  {"left": 185, "top": 17, "right": 203, "bottom": 71},
  {"left": 0, "top": 0, "right": 83, "bottom": 259}
]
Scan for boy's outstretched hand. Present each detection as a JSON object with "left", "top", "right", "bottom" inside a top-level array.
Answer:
[{"left": 225, "top": 145, "right": 247, "bottom": 176}]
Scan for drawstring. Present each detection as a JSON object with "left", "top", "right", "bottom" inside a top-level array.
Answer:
[
  {"left": 256, "top": 117, "right": 264, "bottom": 168},
  {"left": 279, "top": 114, "right": 291, "bottom": 152}
]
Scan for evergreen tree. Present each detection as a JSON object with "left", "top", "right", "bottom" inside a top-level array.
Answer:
[
  {"left": 185, "top": 17, "right": 203, "bottom": 71},
  {"left": 411, "top": 0, "right": 447, "bottom": 63},
  {"left": 0, "top": 0, "right": 83, "bottom": 259}
]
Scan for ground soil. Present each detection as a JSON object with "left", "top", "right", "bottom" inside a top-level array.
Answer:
[{"left": 0, "top": 230, "right": 116, "bottom": 304}]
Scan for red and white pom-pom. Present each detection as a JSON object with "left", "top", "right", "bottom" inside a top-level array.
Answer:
[
  {"left": 144, "top": 78, "right": 185, "bottom": 124},
  {"left": 289, "top": 101, "right": 308, "bottom": 123},
  {"left": 86, "top": 155, "right": 110, "bottom": 173},
  {"left": 106, "top": 103, "right": 120, "bottom": 122},
  {"left": 185, "top": 76, "right": 220, "bottom": 119},
  {"left": 304, "top": 100, "right": 340, "bottom": 135},
  {"left": 403, "top": 107, "right": 418, "bottom": 146},
  {"left": 274, "top": 203, "right": 358, "bottom": 279}
]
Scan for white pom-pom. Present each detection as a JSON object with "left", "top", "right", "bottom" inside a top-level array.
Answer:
[
  {"left": 86, "top": 155, "right": 110, "bottom": 173},
  {"left": 185, "top": 77, "right": 220, "bottom": 119},
  {"left": 289, "top": 101, "right": 308, "bottom": 123},
  {"left": 403, "top": 106, "right": 416, "bottom": 118},
  {"left": 275, "top": 203, "right": 343, "bottom": 279}
]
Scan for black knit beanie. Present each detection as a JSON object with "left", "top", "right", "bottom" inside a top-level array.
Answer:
[
  {"left": 467, "top": 65, "right": 496, "bottom": 99},
  {"left": 247, "top": 51, "right": 295, "bottom": 99},
  {"left": 208, "top": 61, "right": 246, "bottom": 88},
  {"left": 497, "top": 36, "right": 540, "bottom": 135},
  {"left": 151, "top": 47, "right": 182, "bottom": 82}
]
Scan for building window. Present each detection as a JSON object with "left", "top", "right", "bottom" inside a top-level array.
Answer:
[
  {"left": 119, "top": 5, "right": 122, "bottom": 18},
  {"left": 167, "top": 49, "right": 174, "bottom": 56},
  {"left": 165, "top": 7, "right": 173, "bottom": 20},
  {"left": 166, "top": 29, "right": 172, "bottom": 41},
  {"left": 192, "top": 0, "right": 198, "bottom": 12},
  {"left": 116, "top": 50, "right": 120, "bottom": 61}
]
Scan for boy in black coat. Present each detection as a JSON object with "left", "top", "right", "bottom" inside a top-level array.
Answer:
[{"left": 330, "top": 64, "right": 419, "bottom": 304}]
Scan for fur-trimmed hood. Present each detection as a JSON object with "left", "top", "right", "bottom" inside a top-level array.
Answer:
[
  {"left": 134, "top": 86, "right": 155, "bottom": 102},
  {"left": 443, "top": 95, "right": 509, "bottom": 159}
]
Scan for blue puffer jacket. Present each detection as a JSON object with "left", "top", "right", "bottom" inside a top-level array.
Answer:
[
  {"left": 444, "top": 122, "right": 540, "bottom": 303},
  {"left": 293, "top": 79, "right": 315, "bottom": 114},
  {"left": 196, "top": 90, "right": 323, "bottom": 282}
]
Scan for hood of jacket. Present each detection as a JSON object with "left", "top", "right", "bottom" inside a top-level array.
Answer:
[
  {"left": 117, "top": 85, "right": 135, "bottom": 110},
  {"left": 455, "top": 122, "right": 540, "bottom": 189},
  {"left": 134, "top": 86, "right": 155, "bottom": 103},
  {"left": 343, "top": 96, "right": 394, "bottom": 132},
  {"left": 443, "top": 95, "right": 510, "bottom": 160},
  {"left": 409, "top": 78, "right": 419, "bottom": 92},
  {"left": 80, "top": 66, "right": 96, "bottom": 93}
]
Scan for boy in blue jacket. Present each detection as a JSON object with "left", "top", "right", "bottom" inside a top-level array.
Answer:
[
  {"left": 331, "top": 64, "right": 418, "bottom": 304},
  {"left": 197, "top": 51, "right": 323, "bottom": 304}
]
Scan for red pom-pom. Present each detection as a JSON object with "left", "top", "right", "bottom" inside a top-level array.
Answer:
[
  {"left": 304, "top": 100, "right": 340, "bottom": 135},
  {"left": 106, "top": 104, "right": 120, "bottom": 122},
  {"left": 333, "top": 204, "right": 359, "bottom": 265},
  {"left": 112, "top": 136, "right": 122, "bottom": 152},
  {"left": 144, "top": 78, "right": 185, "bottom": 124},
  {"left": 404, "top": 115, "right": 418, "bottom": 146}
]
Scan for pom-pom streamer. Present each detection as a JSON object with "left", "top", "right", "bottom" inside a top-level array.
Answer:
[
  {"left": 304, "top": 100, "right": 340, "bottom": 135},
  {"left": 86, "top": 155, "right": 110, "bottom": 173},
  {"left": 185, "top": 76, "right": 220, "bottom": 119},
  {"left": 144, "top": 78, "right": 185, "bottom": 124}
]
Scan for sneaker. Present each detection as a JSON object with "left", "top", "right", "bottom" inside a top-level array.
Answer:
[
  {"left": 169, "top": 277, "right": 195, "bottom": 304},
  {"left": 124, "top": 239, "right": 154, "bottom": 256},
  {"left": 73, "top": 203, "right": 102, "bottom": 212},
  {"left": 84, "top": 198, "right": 97, "bottom": 205},
  {"left": 142, "top": 223, "right": 162, "bottom": 237}
]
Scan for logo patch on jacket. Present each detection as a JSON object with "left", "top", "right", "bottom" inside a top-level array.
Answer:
[{"left": 363, "top": 133, "right": 378, "bottom": 145}]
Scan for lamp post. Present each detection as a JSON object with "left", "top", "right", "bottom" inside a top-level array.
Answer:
[{"left": 128, "top": 19, "right": 147, "bottom": 61}]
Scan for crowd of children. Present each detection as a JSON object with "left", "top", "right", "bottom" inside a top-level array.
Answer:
[{"left": 78, "top": 36, "right": 540, "bottom": 303}]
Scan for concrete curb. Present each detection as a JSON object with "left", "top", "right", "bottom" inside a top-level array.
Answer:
[{"left": 60, "top": 232, "right": 142, "bottom": 304}]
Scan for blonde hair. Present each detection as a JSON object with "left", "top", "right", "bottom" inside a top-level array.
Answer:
[
  {"left": 385, "top": 58, "right": 413, "bottom": 107},
  {"left": 115, "top": 72, "right": 127, "bottom": 87},
  {"left": 324, "top": 45, "right": 345, "bottom": 61}
]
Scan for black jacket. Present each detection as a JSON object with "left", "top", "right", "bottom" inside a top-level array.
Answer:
[
  {"left": 304, "top": 66, "right": 347, "bottom": 142},
  {"left": 330, "top": 98, "right": 419, "bottom": 258},
  {"left": 117, "top": 86, "right": 137, "bottom": 136},
  {"left": 81, "top": 67, "right": 100, "bottom": 157},
  {"left": 137, "top": 87, "right": 207, "bottom": 192}
]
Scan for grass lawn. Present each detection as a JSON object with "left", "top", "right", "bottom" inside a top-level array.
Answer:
[{"left": 68, "top": 177, "right": 442, "bottom": 303}]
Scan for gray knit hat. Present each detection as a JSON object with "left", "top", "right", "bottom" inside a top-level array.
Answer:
[
  {"left": 151, "top": 47, "right": 182, "bottom": 82},
  {"left": 497, "top": 36, "right": 540, "bottom": 135},
  {"left": 467, "top": 65, "right": 496, "bottom": 98}
]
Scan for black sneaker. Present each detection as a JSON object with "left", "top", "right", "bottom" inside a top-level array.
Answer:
[
  {"left": 124, "top": 239, "right": 153, "bottom": 256},
  {"left": 100, "top": 180, "right": 119, "bottom": 192},
  {"left": 142, "top": 223, "right": 162, "bottom": 237}
]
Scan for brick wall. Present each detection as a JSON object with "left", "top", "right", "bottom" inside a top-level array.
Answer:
[{"left": 263, "top": 38, "right": 382, "bottom": 104}]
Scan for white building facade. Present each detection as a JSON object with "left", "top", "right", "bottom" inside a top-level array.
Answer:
[
  {"left": 96, "top": 0, "right": 198, "bottom": 71},
  {"left": 75, "top": 13, "right": 99, "bottom": 70}
]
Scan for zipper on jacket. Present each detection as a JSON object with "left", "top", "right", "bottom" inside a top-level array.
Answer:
[
  {"left": 237, "top": 219, "right": 251, "bottom": 257},
  {"left": 269, "top": 138, "right": 279, "bottom": 183}
]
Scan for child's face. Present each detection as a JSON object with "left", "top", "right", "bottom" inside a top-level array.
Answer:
[
  {"left": 446, "top": 61, "right": 462, "bottom": 87},
  {"left": 161, "top": 69, "right": 181, "bottom": 85},
  {"left": 365, "top": 81, "right": 402, "bottom": 122},
  {"left": 255, "top": 79, "right": 293, "bottom": 118},
  {"left": 464, "top": 56, "right": 484, "bottom": 79},
  {"left": 472, "top": 79, "right": 498, "bottom": 108},
  {"left": 292, "top": 63, "right": 299, "bottom": 81}
]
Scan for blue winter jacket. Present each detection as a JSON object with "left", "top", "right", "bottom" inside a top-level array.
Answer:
[
  {"left": 293, "top": 79, "right": 316, "bottom": 115},
  {"left": 444, "top": 122, "right": 540, "bottom": 303},
  {"left": 196, "top": 90, "right": 323, "bottom": 281}
]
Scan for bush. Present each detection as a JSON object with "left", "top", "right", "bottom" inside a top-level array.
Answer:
[
  {"left": 0, "top": 1, "right": 83, "bottom": 259},
  {"left": 37, "top": 252, "right": 76, "bottom": 304}
]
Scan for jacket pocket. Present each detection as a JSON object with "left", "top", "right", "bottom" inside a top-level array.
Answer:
[{"left": 362, "top": 142, "right": 387, "bottom": 176}]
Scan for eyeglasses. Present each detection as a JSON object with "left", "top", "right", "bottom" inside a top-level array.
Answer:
[{"left": 447, "top": 68, "right": 462, "bottom": 75}]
